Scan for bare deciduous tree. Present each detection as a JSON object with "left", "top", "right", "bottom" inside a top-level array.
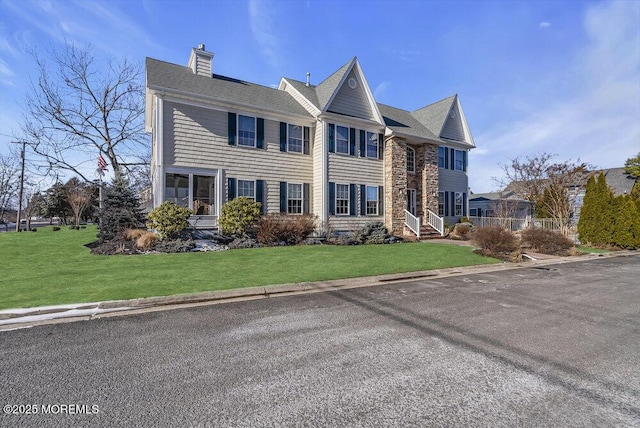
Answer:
[
  {"left": 495, "top": 152, "right": 555, "bottom": 203},
  {"left": 66, "top": 179, "right": 95, "bottom": 227},
  {"left": 0, "top": 153, "right": 20, "bottom": 223},
  {"left": 22, "top": 42, "right": 147, "bottom": 183}
]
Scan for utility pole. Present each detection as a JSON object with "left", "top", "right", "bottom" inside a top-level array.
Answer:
[{"left": 13, "top": 141, "right": 27, "bottom": 232}]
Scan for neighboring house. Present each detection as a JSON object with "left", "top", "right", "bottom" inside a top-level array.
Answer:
[
  {"left": 572, "top": 167, "right": 637, "bottom": 224},
  {"left": 145, "top": 44, "right": 475, "bottom": 236},
  {"left": 469, "top": 191, "right": 533, "bottom": 218}
]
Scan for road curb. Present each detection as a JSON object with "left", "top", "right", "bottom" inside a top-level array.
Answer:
[{"left": 1, "top": 250, "right": 636, "bottom": 330}]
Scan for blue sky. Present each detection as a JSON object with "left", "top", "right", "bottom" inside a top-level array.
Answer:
[{"left": 0, "top": 0, "right": 638, "bottom": 192}]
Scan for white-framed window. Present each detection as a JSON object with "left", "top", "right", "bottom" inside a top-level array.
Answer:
[
  {"left": 454, "top": 150, "right": 464, "bottom": 171},
  {"left": 455, "top": 192, "right": 463, "bottom": 216},
  {"left": 438, "top": 147, "right": 446, "bottom": 168},
  {"left": 438, "top": 191, "right": 445, "bottom": 216},
  {"left": 288, "top": 124, "right": 303, "bottom": 153},
  {"left": 366, "top": 186, "right": 379, "bottom": 216},
  {"left": 336, "top": 125, "right": 349, "bottom": 154},
  {"left": 366, "top": 132, "right": 378, "bottom": 158},
  {"left": 238, "top": 115, "right": 256, "bottom": 147},
  {"left": 165, "top": 171, "right": 217, "bottom": 215},
  {"left": 407, "top": 147, "right": 415, "bottom": 173},
  {"left": 287, "top": 183, "right": 303, "bottom": 214},
  {"left": 237, "top": 179, "right": 255, "bottom": 200},
  {"left": 336, "top": 184, "right": 350, "bottom": 215},
  {"left": 165, "top": 173, "right": 189, "bottom": 208}
]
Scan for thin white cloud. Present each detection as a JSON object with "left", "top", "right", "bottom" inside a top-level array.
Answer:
[
  {"left": 248, "top": 0, "right": 280, "bottom": 68},
  {"left": 539, "top": 22, "right": 551, "bottom": 28},
  {"left": 471, "top": 1, "right": 640, "bottom": 193},
  {"left": 374, "top": 81, "right": 390, "bottom": 101},
  {"left": 0, "top": 58, "right": 14, "bottom": 77}
]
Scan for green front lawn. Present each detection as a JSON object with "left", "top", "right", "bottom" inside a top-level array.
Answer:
[{"left": 0, "top": 226, "right": 499, "bottom": 310}]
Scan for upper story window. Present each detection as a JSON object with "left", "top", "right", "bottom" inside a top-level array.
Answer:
[
  {"left": 438, "top": 146, "right": 446, "bottom": 168},
  {"left": 237, "top": 179, "right": 255, "bottom": 200},
  {"left": 366, "top": 132, "right": 378, "bottom": 158},
  {"left": 335, "top": 184, "right": 350, "bottom": 215},
  {"left": 454, "top": 150, "right": 465, "bottom": 171},
  {"left": 336, "top": 125, "right": 349, "bottom": 154},
  {"left": 238, "top": 115, "right": 256, "bottom": 147},
  {"left": 287, "top": 124, "right": 303, "bottom": 153},
  {"left": 407, "top": 147, "right": 415, "bottom": 173}
]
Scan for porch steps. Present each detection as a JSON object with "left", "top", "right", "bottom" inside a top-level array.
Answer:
[{"left": 405, "top": 224, "right": 445, "bottom": 240}]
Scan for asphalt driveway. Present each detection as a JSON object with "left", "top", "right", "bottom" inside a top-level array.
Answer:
[{"left": 1, "top": 254, "right": 639, "bottom": 427}]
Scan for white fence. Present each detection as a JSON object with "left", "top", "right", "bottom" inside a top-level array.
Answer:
[{"left": 467, "top": 216, "right": 563, "bottom": 232}]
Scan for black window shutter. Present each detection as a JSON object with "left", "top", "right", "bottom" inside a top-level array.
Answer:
[
  {"left": 359, "top": 130, "right": 366, "bottom": 157},
  {"left": 444, "top": 148, "right": 449, "bottom": 170},
  {"left": 378, "top": 133, "right": 384, "bottom": 159},
  {"left": 256, "top": 180, "right": 265, "bottom": 213},
  {"left": 450, "top": 149, "right": 455, "bottom": 170},
  {"left": 328, "top": 124, "right": 335, "bottom": 153},
  {"left": 280, "top": 122, "right": 287, "bottom": 152},
  {"left": 378, "top": 186, "right": 384, "bottom": 216},
  {"left": 228, "top": 113, "right": 236, "bottom": 145},
  {"left": 360, "top": 184, "right": 366, "bottom": 216},
  {"left": 329, "top": 182, "right": 335, "bottom": 215},
  {"left": 450, "top": 192, "right": 456, "bottom": 216},
  {"left": 463, "top": 150, "right": 467, "bottom": 172},
  {"left": 349, "top": 184, "right": 356, "bottom": 216},
  {"left": 279, "top": 182, "right": 287, "bottom": 213},
  {"left": 349, "top": 128, "right": 356, "bottom": 156},
  {"left": 463, "top": 192, "right": 467, "bottom": 216},
  {"left": 228, "top": 177, "right": 236, "bottom": 201},
  {"left": 303, "top": 127, "right": 310, "bottom": 155},
  {"left": 256, "top": 118, "right": 264, "bottom": 149},
  {"left": 444, "top": 191, "right": 449, "bottom": 216},
  {"left": 303, "top": 183, "right": 310, "bottom": 214}
]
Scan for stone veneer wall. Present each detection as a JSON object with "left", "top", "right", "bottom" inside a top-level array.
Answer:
[
  {"left": 421, "top": 143, "right": 439, "bottom": 216},
  {"left": 384, "top": 137, "right": 407, "bottom": 236}
]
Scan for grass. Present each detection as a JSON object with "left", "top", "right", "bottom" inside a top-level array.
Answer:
[
  {"left": 0, "top": 226, "right": 499, "bottom": 310},
  {"left": 577, "top": 245, "right": 611, "bottom": 254}
]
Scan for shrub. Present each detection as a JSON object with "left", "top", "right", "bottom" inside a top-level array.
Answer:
[
  {"left": 520, "top": 228, "right": 574, "bottom": 255},
  {"left": 256, "top": 214, "right": 316, "bottom": 245},
  {"left": 146, "top": 201, "right": 192, "bottom": 240},
  {"left": 470, "top": 226, "right": 518, "bottom": 255},
  {"left": 52, "top": 226, "right": 60, "bottom": 232},
  {"left": 357, "top": 222, "right": 388, "bottom": 244},
  {"left": 450, "top": 223, "right": 472, "bottom": 240},
  {"left": 218, "top": 197, "right": 261, "bottom": 236},
  {"left": 124, "top": 228, "right": 146, "bottom": 241},
  {"left": 136, "top": 232, "right": 158, "bottom": 251},
  {"left": 97, "top": 178, "right": 145, "bottom": 242}
]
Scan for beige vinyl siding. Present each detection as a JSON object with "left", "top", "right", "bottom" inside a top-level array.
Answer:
[
  {"left": 328, "top": 153, "right": 384, "bottom": 231},
  {"left": 312, "top": 120, "right": 324, "bottom": 219},
  {"left": 163, "top": 101, "right": 313, "bottom": 213},
  {"left": 328, "top": 153, "right": 384, "bottom": 184},
  {"left": 326, "top": 70, "right": 375, "bottom": 121}
]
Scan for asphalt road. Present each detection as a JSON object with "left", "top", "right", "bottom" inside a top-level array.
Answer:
[{"left": 1, "top": 254, "right": 639, "bottom": 427}]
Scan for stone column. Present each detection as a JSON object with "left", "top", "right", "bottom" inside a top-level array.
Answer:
[
  {"left": 384, "top": 137, "right": 407, "bottom": 236},
  {"left": 421, "top": 144, "right": 439, "bottom": 218}
]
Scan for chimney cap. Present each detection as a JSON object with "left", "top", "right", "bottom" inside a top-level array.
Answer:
[
  {"left": 306, "top": 72, "right": 310, "bottom": 87},
  {"left": 198, "top": 43, "right": 205, "bottom": 50}
]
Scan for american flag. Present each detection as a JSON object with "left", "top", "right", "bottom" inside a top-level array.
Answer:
[{"left": 98, "top": 154, "right": 108, "bottom": 175}]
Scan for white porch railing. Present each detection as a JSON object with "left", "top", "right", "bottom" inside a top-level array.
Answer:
[
  {"left": 405, "top": 210, "right": 421, "bottom": 238},
  {"left": 427, "top": 209, "right": 445, "bottom": 236}
]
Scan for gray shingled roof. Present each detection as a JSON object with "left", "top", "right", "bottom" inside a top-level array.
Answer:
[
  {"left": 283, "top": 58, "right": 355, "bottom": 111},
  {"left": 601, "top": 167, "right": 637, "bottom": 195},
  {"left": 412, "top": 95, "right": 456, "bottom": 137},
  {"left": 146, "top": 57, "right": 313, "bottom": 118},
  {"left": 470, "top": 191, "right": 529, "bottom": 202},
  {"left": 377, "top": 103, "right": 439, "bottom": 141}
]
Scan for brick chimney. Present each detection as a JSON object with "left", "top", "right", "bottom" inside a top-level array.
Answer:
[{"left": 188, "top": 43, "right": 214, "bottom": 77}]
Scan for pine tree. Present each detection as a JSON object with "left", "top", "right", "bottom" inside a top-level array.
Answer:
[
  {"left": 97, "top": 178, "right": 145, "bottom": 241},
  {"left": 613, "top": 196, "right": 640, "bottom": 249},
  {"left": 578, "top": 175, "right": 598, "bottom": 244}
]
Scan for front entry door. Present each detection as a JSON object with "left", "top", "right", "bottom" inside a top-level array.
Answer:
[{"left": 407, "top": 189, "right": 417, "bottom": 216}]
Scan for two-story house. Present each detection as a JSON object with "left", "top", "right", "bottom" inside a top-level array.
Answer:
[{"left": 145, "top": 44, "right": 475, "bottom": 237}]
